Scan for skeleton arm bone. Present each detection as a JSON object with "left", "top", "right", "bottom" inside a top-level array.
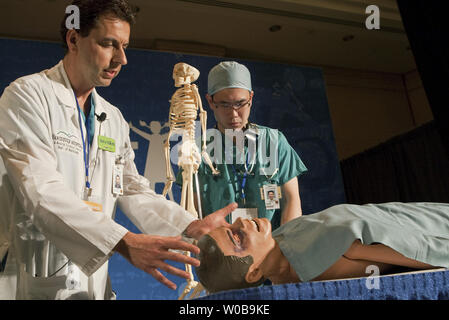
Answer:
[
  {"left": 191, "top": 85, "right": 207, "bottom": 153},
  {"left": 162, "top": 107, "right": 176, "bottom": 197},
  {"left": 191, "top": 85, "right": 219, "bottom": 175}
]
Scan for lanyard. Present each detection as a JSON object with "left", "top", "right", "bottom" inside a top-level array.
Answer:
[
  {"left": 231, "top": 150, "right": 250, "bottom": 206},
  {"left": 74, "top": 91, "right": 91, "bottom": 190}
]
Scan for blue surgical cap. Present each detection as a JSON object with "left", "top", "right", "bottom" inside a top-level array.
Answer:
[{"left": 207, "top": 61, "right": 252, "bottom": 95}]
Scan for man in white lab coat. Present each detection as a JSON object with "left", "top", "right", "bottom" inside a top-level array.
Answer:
[{"left": 0, "top": 0, "right": 236, "bottom": 299}]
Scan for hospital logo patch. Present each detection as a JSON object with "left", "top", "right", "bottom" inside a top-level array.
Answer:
[{"left": 52, "top": 130, "right": 82, "bottom": 155}]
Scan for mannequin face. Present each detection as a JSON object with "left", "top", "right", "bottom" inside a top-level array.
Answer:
[{"left": 208, "top": 217, "right": 275, "bottom": 266}]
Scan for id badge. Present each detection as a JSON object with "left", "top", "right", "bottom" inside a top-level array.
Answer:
[
  {"left": 113, "top": 164, "right": 124, "bottom": 195},
  {"left": 262, "top": 184, "right": 280, "bottom": 210},
  {"left": 231, "top": 208, "right": 258, "bottom": 223}
]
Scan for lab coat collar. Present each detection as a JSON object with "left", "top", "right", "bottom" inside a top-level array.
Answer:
[
  {"left": 47, "top": 60, "right": 104, "bottom": 115},
  {"left": 47, "top": 61, "right": 107, "bottom": 162}
]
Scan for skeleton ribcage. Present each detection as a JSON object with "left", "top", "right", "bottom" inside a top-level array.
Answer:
[{"left": 169, "top": 86, "right": 197, "bottom": 140}]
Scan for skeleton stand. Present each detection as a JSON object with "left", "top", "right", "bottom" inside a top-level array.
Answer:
[{"left": 162, "top": 63, "right": 219, "bottom": 299}]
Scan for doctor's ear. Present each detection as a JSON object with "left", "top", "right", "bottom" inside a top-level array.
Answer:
[{"left": 66, "top": 30, "right": 79, "bottom": 51}]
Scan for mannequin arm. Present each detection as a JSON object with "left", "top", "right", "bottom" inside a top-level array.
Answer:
[{"left": 344, "top": 240, "right": 436, "bottom": 269}]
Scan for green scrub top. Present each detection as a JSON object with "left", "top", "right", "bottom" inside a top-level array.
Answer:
[
  {"left": 79, "top": 94, "right": 95, "bottom": 146},
  {"left": 273, "top": 202, "right": 449, "bottom": 282},
  {"left": 176, "top": 124, "right": 307, "bottom": 228}
]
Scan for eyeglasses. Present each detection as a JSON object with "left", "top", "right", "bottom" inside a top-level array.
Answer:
[{"left": 212, "top": 97, "right": 251, "bottom": 111}]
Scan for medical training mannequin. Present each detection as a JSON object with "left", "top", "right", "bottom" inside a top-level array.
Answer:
[{"left": 196, "top": 202, "right": 449, "bottom": 293}]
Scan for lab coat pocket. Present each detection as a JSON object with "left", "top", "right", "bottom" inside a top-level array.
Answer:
[
  {"left": 20, "top": 266, "right": 66, "bottom": 299},
  {"left": 19, "top": 266, "right": 89, "bottom": 300}
]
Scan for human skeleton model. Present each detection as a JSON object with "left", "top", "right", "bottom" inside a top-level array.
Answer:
[{"left": 162, "top": 63, "right": 219, "bottom": 299}]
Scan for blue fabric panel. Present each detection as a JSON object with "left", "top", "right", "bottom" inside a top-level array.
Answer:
[{"left": 197, "top": 269, "right": 449, "bottom": 300}]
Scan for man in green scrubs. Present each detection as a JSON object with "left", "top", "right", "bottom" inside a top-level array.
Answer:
[{"left": 178, "top": 61, "right": 307, "bottom": 229}]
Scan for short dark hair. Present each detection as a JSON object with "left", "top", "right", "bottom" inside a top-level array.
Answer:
[
  {"left": 60, "top": 0, "right": 138, "bottom": 52},
  {"left": 196, "top": 235, "right": 264, "bottom": 293}
]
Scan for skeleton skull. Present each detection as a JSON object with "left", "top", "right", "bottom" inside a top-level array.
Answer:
[{"left": 173, "top": 63, "right": 200, "bottom": 87}]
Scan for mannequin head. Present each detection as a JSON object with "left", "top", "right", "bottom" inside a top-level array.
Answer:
[
  {"left": 196, "top": 218, "right": 275, "bottom": 293},
  {"left": 196, "top": 235, "right": 260, "bottom": 293}
]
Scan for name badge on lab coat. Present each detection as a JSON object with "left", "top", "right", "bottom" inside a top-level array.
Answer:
[{"left": 98, "top": 135, "right": 116, "bottom": 152}]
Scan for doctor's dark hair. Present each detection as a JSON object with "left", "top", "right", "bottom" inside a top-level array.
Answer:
[
  {"left": 196, "top": 234, "right": 265, "bottom": 293},
  {"left": 60, "top": 0, "right": 139, "bottom": 52}
]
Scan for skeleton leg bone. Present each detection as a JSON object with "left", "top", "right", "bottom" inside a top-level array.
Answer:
[
  {"left": 162, "top": 129, "right": 175, "bottom": 197},
  {"left": 188, "top": 282, "right": 205, "bottom": 299}
]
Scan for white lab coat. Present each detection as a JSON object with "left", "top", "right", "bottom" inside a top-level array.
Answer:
[{"left": 0, "top": 61, "right": 196, "bottom": 299}]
